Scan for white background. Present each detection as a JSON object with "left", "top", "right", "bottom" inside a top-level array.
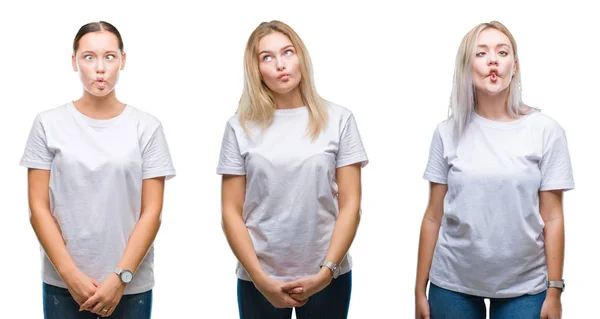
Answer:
[{"left": 1, "top": 0, "right": 598, "bottom": 318}]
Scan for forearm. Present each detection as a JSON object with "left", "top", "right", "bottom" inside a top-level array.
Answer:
[
  {"left": 117, "top": 211, "right": 161, "bottom": 274},
  {"left": 324, "top": 208, "right": 360, "bottom": 266},
  {"left": 544, "top": 217, "right": 564, "bottom": 298},
  {"left": 415, "top": 215, "right": 441, "bottom": 295},
  {"left": 30, "top": 207, "right": 78, "bottom": 278},
  {"left": 222, "top": 212, "right": 266, "bottom": 283}
]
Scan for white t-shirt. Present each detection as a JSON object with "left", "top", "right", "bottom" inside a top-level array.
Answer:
[
  {"left": 423, "top": 111, "right": 574, "bottom": 298},
  {"left": 217, "top": 103, "right": 368, "bottom": 282},
  {"left": 20, "top": 102, "right": 176, "bottom": 295}
]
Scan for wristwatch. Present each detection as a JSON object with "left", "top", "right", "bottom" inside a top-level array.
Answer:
[
  {"left": 320, "top": 260, "right": 340, "bottom": 279},
  {"left": 114, "top": 267, "right": 134, "bottom": 284},
  {"left": 547, "top": 280, "right": 565, "bottom": 292}
]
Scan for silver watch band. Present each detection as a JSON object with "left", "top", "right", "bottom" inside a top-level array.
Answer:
[
  {"left": 547, "top": 280, "right": 565, "bottom": 292},
  {"left": 320, "top": 260, "right": 339, "bottom": 279}
]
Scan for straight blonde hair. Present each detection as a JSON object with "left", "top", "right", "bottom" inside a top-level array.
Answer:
[
  {"left": 449, "top": 21, "right": 532, "bottom": 137},
  {"left": 238, "top": 20, "right": 327, "bottom": 140}
]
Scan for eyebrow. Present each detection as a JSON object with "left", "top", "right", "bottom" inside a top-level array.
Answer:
[
  {"left": 477, "top": 43, "right": 511, "bottom": 49},
  {"left": 79, "top": 50, "right": 119, "bottom": 55},
  {"left": 259, "top": 45, "right": 294, "bottom": 56}
]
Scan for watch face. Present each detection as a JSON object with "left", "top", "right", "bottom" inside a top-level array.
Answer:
[{"left": 121, "top": 270, "right": 133, "bottom": 283}]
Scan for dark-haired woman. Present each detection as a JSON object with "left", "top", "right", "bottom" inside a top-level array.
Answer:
[{"left": 20, "top": 21, "right": 175, "bottom": 319}]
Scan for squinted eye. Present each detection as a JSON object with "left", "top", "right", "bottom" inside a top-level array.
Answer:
[
  {"left": 499, "top": 51, "right": 508, "bottom": 56},
  {"left": 476, "top": 52, "right": 486, "bottom": 57}
]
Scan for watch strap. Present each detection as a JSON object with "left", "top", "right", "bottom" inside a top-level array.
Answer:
[
  {"left": 547, "top": 280, "right": 565, "bottom": 292},
  {"left": 320, "top": 260, "right": 339, "bottom": 279}
]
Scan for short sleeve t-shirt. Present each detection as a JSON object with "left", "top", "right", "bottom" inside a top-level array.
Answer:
[
  {"left": 217, "top": 102, "right": 368, "bottom": 282},
  {"left": 20, "top": 102, "right": 176, "bottom": 295},
  {"left": 423, "top": 111, "right": 574, "bottom": 298}
]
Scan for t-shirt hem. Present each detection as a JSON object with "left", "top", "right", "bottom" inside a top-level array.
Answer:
[
  {"left": 540, "top": 182, "right": 574, "bottom": 192},
  {"left": 20, "top": 159, "right": 51, "bottom": 170},
  {"left": 217, "top": 167, "right": 246, "bottom": 175},
  {"left": 429, "top": 275, "right": 546, "bottom": 298},
  {"left": 236, "top": 267, "right": 353, "bottom": 282},
  {"left": 143, "top": 169, "right": 176, "bottom": 181},
  {"left": 423, "top": 173, "right": 447, "bottom": 184},
  {"left": 336, "top": 155, "right": 369, "bottom": 168}
]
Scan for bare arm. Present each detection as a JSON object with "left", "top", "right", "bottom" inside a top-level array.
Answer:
[
  {"left": 28, "top": 168, "right": 79, "bottom": 278},
  {"left": 321, "top": 163, "right": 362, "bottom": 273},
  {"left": 415, "top": 182, "right": 447, "bottom": 295},
  {"left": 28, "top": 168, "right": 98, "bottom": 305},
  {"left": 220, "top": 174, "right": 267, "bottom": 283},
  {"left": 220, "top": 174, "right": 304, "bottom": 308},
  {"left": 540, "top": 190, "right": 565, "bottom": 299},
  {"left": 116, "top": 176, "right": 165, "bottom": 274}
]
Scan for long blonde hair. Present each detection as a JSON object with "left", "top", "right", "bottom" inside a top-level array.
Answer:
[
  {"left": 449, "top": 21, "right": 531, "bottom": 137},
  {"left": 238, "top": 20, "right": 327, "bottom": 140}
]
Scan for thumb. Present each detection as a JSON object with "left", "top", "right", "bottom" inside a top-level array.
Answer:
[{"left": 281, "top": 280, "right": 302, "bottom": 292}]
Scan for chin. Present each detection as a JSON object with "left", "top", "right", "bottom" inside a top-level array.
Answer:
[{"left": 86, "top": 88, "right": 114, "bottom": 97}]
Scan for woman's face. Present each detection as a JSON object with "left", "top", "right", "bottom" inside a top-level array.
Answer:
[
  {"left": 257, "top": 32, "right": 302, "bottom": 95},
  {"left": 72, "top": 31, "right": 126, "bottom": 97},
  {"left": 471, "top": 28, "right": 517, "bottom": 97}
]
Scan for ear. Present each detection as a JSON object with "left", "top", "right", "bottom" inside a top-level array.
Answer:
[
  {"left": 120, "top": 52, "right": 127, "bottom": 70},
  {"left": 513, "top": 59, "right": 518, "bottom": 77},
  {"left": 72, "top": 54, "right": 78, "bottom": 72}
]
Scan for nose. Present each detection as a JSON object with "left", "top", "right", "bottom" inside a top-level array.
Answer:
[
  {"left": 95, "top": 59, "right": 105, "bottom": 74},
  {"left": 487, "top": 52, "right": 499, "bottom": 66},
  {"left": 276, "top": 57, "right": 286, "bottom": 71}
]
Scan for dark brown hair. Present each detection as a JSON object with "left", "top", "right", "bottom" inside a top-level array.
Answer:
[{"left": 73, "top": 21, "right": 124, "bottom": 53}]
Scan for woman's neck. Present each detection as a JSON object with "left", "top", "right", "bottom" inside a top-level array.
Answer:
[{"left": 73, "top": 91, "right": 125, "bottom": 119}]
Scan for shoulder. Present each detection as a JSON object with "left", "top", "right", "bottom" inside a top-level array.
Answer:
[
  {"left": 36, "top": 103, "right": 71, "bottom": 124},
  {"left": 326, "top": 101, "right": 353, "bottom": 121},
  {"left": 126, "top": 105, "right": 164, "bottom": 134},
  {"left": 525, "top": 109, "right": 565, "bottom": 135},
  {"left": 435, "top": 117, "right": 456, "bottom": 139}
]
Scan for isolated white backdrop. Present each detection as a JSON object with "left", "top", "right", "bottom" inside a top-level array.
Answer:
[{"left": 1, "top": 0, "right": 597, "bottom": 318}]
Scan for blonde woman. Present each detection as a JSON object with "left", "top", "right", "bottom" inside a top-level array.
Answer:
[
  {"left": 21, "top": 21, "right": 175, "bottom": 318},
  {"left": 415, "top": 21, "right": 573, "bottom": 319},
  {"left": 217, "top": 20, "right": 368, "bottom": 319}
]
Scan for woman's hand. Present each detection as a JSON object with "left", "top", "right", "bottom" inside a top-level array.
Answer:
[
  {"left": 255, "top": 275, "right": 309, "bottom": 308},
  {"left": 79, "top": 273, "right": 125, "bottom": 317},
  {"left": 63, "top": 269, "right": 99, "bottom": 306},
  {"left": 281, "top": 267, "right": 332, "bottom": 302}
]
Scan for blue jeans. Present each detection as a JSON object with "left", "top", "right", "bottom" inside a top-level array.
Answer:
[
  {"left": 43, "top": 283, "right": 152, "bottom": 319},
  {"left": 238, "top": 271, "right": 352, "bottom": 319},
  {"left": 428, "top": 283, "right": 546, "bottom": 319}
]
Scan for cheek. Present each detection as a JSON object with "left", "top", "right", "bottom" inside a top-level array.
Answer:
[{"left": 259, "top": 65, "right": 278, "bottom": 83}]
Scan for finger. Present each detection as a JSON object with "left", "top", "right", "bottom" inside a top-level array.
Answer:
[
  {"left": 284, "top": 294, "right": 307, "bottom": 307},
  {"left": 92, "top": 301, "right": 106, "bottom": 315},
  {"left": 289, "top": 293, "right": 307, "bottom": 302},
  {"left": 92, "top": 279, "right": 100, "bottom": 287},
  {"left": 100, "top": 306, "right": 112, "bottom": 317},
  {"left": 79, "top": 294, "right": 99, "bottom": 311},
  {"left": 281, "top": 280, "right": 302, "bottom": 292},
  {"left": 297, "top": 298, "right": 308, "bottom": 307},
  {"left": 288, "top": 287, "right": 303, "bottom": 294}
]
